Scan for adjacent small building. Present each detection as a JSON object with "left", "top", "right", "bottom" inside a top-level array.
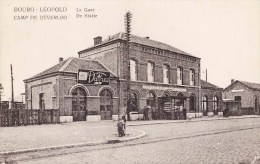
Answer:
[
  {"left": 24, "top": 58, "right": 118, "bottom": 122},
  {"left": 223, "top": 79, "right": 260, "bottom": 115}
]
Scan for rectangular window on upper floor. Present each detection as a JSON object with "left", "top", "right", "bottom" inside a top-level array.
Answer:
[
  {"left": 130, "top": 59, "right": 137, "bottom": 81},
  {"left": 147, "top": 61, "right": 155, "bottom": 82},
  {"left": 163, "top": 64, "right": 170, "bottom": 84},
  {"left": 177, "top": 67, "right": 183, "bottom": 85},
  {"left": 189, "top": 69, "right": 195, "bottom": 86}
]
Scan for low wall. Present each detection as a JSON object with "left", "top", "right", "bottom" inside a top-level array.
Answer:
[{"left": 60, "top": 116, "right": 73, "bottom": 123}]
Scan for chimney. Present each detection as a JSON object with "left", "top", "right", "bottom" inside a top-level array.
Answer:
[
  {"left": 94, "top": 36, "right": 102, "bottom": 46},
  {"left": 231, "top": 79, "right": 235, "bottom": 84},
  {"left": 145, "top": 36, "right": 150, "bottom": 39},
  {"left": 59, "top": 57, "right": 63, "bottom": 63}
]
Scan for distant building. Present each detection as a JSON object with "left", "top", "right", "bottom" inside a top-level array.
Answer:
[
  {"left": 24, "top": 33, "right": 223, "bottom": 123},
  {"left": 223, "top": 79, "right": 260, "bottom": 115}
]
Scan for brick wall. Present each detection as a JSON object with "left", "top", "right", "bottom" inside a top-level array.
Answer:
[
  {"left": 25, "top": 75, "right": 58, "bottom": 110},
  {"left": 80, "top": 48, "right": 118, "bottom": 76},
  {"left": 224, "top": 83, "right": 255, "bottom": 108}
]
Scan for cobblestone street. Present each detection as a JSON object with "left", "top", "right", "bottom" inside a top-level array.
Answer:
[
  {"left": 2, "top": 117, "right": 259, "bottom": 164},
  {"left": 19, "top": 125, "right": 260, "bottom": 164}
]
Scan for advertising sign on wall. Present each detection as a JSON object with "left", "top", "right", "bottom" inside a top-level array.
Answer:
[{"left": 78, "top": 69, "right": 110, "bottom": 85}]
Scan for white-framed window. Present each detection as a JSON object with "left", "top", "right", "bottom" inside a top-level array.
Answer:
[
  {"left": 202, "top": 95, "right": 208, "bottom": 111},
  {"left": 130, "top": 59, "right": 137, "bottom": 81},
  {"left": 163, "top": 64, "right": 170, "bottom": 84},
  {"left": 177, "top": 67, "right": 183, "bottom": 85},
  {"left": 213, "top": 96, "right": 218, "bottom": 111},
  {"left": 189, "top": 69, "right": 195, "bottom": 86},
  {"left": 147, "top": 61, "right": 155, "bottom": 82}
]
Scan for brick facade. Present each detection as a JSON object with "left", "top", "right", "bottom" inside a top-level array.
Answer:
[
  {"left": 78, "top": 33, "right": 223, "bottom": 118},
  {"left": 24, "top": 33, "right": 223, "bottom": 122}
]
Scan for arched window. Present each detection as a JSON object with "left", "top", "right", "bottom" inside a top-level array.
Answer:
[
  {"left": 130, "top": 59, "right": 137, "bottom": 81},
  {"left": 163, "top": 64, "right": 170, "bottom": 84},
  {"left": 177, "top": 67, "right": 183, "bottom": 85},
  {"left": 146, "top": 91, "right": 156, "bottom": 108},
  {"left": 213, "top": 96, "right": 219, "bottom": 115},
  {"left": 128, "top": 91, "right": 138, "bottom": 111},
  {"left": 202, "top": 95, "right": 208, "bottom": 116}
]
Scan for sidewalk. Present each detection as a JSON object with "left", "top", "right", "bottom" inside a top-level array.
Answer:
[
  {"left": 0, "top": 121, "right": 145, "bottom": 155},
  {"left": 0, "top": 115, "right": 259, "bottom": 155}
]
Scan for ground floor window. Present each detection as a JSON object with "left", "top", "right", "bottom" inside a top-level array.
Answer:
[
  {"left": 213, "top": 96, "right": 219, "bottom": 115},
  {"left": 146, "top": 91, "right": 156, "bottom": 108},
  {"left": 176, "top": 92, "right": 185, "bottom": 109},
  {"left": 189, "top": 95, "right": 196, "bottom": 112},
  {"left": 100, "top": 89, "right": 113, "bottom": 120},
  {"left": 202, "top": 95, "right": 208, "bottom": 116},
  {"left": 39, "top": 93, "right": 45, "bottom": 109},
  {"left": 127, "top": 91, "right": 138, "bottom": 112}
]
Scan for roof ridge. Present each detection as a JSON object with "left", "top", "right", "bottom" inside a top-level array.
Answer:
[
  {"left": 238, "top": 80, "right": 260, "bottom": 90},
  {"left": 59, "top": 57, "right": 74, "bottom": 72},
  {"left": 201, "top": 79, "right": 220, "bottom": 88},
  {"left": 240, "top": 80, "right": 260, "bottom": 85},
  {"left": 94, "top": 60, "right": 117, "bottom": 77}
]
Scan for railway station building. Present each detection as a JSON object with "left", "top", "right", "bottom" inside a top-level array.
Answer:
[{"left": 24, "top": 33, "right": 223, "bottom": 122}]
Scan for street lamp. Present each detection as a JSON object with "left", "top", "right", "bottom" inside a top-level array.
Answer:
[{"left": 0, "top": 83, "right": 4, "bottom": 112}]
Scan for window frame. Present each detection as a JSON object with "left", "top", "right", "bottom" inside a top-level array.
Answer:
[
  {"left": 163, "top": 64, "right": 170, "bottom": 84},
  {"left": 177, "top": 66, "right": 183, "bottom": 85},
  {"left": 147, "top": 61, "right": 155, "bottom": 82},
  {"left": 130, "top": 59, "right": 138, "bottom": 81},
  {"left": 189, "top": 69, "right": 195, "bottom": 86}
]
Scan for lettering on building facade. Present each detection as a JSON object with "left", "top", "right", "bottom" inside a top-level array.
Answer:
[{"left": 78, "top": 69, "right": 110, "bottom": 85}]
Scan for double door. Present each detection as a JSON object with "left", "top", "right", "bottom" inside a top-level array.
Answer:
[{"left": 72, "top": 88, "right": 87, "bottom": 121}]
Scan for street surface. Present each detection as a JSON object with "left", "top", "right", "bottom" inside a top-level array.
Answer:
[{"left": 2, "top": 117, "right": 260, "bottom": 164}]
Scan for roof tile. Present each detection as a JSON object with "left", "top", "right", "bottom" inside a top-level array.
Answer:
[
  {"left": 26, "top": 57, "right": 113, "bottom": 80},
  {"left": 201, "top": 79, "right": 221, "bottom": 89},
  {"left": 239, "top": 81, "right": 260, "bottom": 90},
  {"left": 82, "top": 32, "right": 197, "bottom": 58}
]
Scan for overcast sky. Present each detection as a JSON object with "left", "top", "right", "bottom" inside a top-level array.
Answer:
[{"left": 0, "top": 0, "right": 259, "bottom": 101}]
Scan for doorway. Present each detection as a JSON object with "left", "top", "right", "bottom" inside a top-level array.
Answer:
[{"left": 72, "top": 87, "right": 87, "bottom": 121}]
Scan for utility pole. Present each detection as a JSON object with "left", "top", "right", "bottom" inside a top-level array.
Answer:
[
  {"left": 124, "top": 11, "right": 132, "bottom": 120},
  {"left": 0, "top": 83, "right": 3, "bottom": 112},
  {"left": 11, "top": 64, "right": 14, "bottom": 109},
  {"left": 206, "top": 69, "right": 207, "bottom": 82}
]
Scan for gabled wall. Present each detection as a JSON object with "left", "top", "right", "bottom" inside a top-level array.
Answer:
[{"left": 224, "top": 83, "right": 256, "bottom": 108}]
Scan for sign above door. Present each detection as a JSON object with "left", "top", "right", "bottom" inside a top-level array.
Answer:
[{"left": 78, "top": 69, "right": 110, "bottom": 85}]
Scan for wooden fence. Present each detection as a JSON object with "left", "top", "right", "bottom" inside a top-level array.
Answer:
[{"left": 0, "top": 109, "right": 60, "bottom": 127}]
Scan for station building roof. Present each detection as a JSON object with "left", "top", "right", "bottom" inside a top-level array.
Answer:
[
  {"left": 224, "top": 80, "right": 260, "bottom": 92},
  {"left": 24, "top": 57, "right": 116, "bottom": 82},
  {"left": 79, "top": 32, "right": 199, "bottom": 59}
]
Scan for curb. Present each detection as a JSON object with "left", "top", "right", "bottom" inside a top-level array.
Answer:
[
  {"left": 127, "top": 116, "right": 260, "bottom": 127},
  {"left": 0, "top": 129, "right": 146, "bottom": 156},
  {"left": 106, "top": 129, "right": 146, "bottom": 143}
]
